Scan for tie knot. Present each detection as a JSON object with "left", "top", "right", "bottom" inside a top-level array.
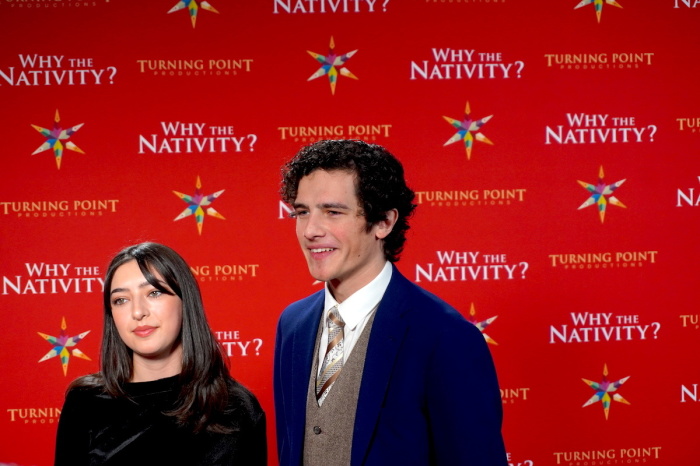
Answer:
[{"left": 327, "top": 306, "right": 345, "bottom": 329}]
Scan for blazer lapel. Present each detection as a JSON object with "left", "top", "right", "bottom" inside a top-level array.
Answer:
[
  {"left": 351, "top": 267, "right": 411, "bottom": 465},
  {"left": 288, "top": 293, "right": 324, "bottom": 464}
]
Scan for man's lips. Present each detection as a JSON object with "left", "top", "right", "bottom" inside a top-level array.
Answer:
[
  {"left": 307, "top": 247, "right": 337, "bottom": 259},
  {"left": 133, "top": 326, "right": 156, "bottom": 337},
  {"left": 309, "top": 247, "right": 336, "bottom": 253}
]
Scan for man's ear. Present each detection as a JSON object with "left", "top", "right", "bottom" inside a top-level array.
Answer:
[{"left": 375, "top": 209, "right": 399, "bottom": 240}]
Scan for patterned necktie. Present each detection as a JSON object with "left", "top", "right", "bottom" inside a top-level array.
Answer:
[{"left": 316, "top": 306, "right": 345, "bottom": 405}]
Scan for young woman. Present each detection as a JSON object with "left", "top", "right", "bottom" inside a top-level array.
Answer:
[{"left": 55, "top": 242, "right": 266, "bottom": 465}]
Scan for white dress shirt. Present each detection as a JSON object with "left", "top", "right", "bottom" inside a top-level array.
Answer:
[{"left": 316, "top": 261, "right": 393, "bottom": 375}]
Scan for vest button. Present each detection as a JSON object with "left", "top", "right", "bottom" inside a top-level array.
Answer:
[{"left": 313, "top": 426, "right": 322, "bottom": 435}]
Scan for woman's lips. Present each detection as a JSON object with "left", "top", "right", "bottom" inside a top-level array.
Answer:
[{"left": 133, "top": 326, "right": 156, "bottom": 337}]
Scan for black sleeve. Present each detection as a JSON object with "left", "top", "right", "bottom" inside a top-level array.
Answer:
[
  {"left": 228, "top": 382, "right": 268, "bottom": 466},
  {"left": 54, "top": 388, "right": 91, "bottom": 466},
  {"left": 240, "top": 404, "right": 267, "bottom": 466}
]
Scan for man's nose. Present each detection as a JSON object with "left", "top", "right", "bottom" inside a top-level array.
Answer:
[{"left": 303, "top": 211, "right": 325, "bottom": 239}]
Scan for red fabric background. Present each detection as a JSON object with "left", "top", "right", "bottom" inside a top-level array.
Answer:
[{"left": 1, "top": 1, "right": 699, "bottom": 465}]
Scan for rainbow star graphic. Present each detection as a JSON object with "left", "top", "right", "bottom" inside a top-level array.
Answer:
[
  {"left": 31, "top": 109, "right": 85, "bottom": 170},
  {"left": 38, "top": 317, "right": 91, "bottom": 376},
  {"left": 466, "top": 303, "right": 499, "bottom": 345},
  {"left": 443, "top": 101, "right": 494, "bottom": 160},
  {"left": 574, "top": 0, "right": 622, "bottom": 23},
  {"left": 173, "top": 176, "right": 225, "bottom": 235},
  {"left": 577, "top": 166, "right": 626, "bottom": 224},
  {"left": 168, "top": 0, "right": 219, "bottom": 28},
  {"left": 307, "top": 36, "right": 358, "bottom": 95},
  {"left": 582, "top": 363, "right": 631, "bottom": 420}
]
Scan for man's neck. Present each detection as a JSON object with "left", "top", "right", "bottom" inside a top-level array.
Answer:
[{"left": 328, "top": 260, "right": 390, "bottom": 304}]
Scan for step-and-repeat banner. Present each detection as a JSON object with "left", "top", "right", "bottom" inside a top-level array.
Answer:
[{"left": 1, "top": 1, "right": 699, "bottom": 465}]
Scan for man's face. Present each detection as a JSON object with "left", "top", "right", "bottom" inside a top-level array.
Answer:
[{"left": 292, "top": 169, "right": 390, "bottom": 302}]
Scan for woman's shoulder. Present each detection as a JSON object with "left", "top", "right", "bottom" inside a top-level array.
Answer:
[
  {"left": 226, "top": 378, "right": 262, "bottom": 410},
  {"left": 66, "top": 373, "right": 105, "bottom": 394},
  {"left": 59, "top": 374, "right": 115, "bottom": 423},
  {"left": 63, "top": 373, "right": 118, "bottom": 408},
  {"left": 224, "top": 378, "right": 265, "bottom": 424}
]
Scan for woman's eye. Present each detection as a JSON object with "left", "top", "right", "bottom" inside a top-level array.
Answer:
[
  {"left": 112, "top": 297, "right": 127, "bottom": 306},
  {"left": 149, "top": 290, "right": 163, "bottom": 298}
]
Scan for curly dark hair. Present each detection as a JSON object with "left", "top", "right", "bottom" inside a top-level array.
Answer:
[{"left": 281, "top": 140, "right": 416, "bottom": 262}]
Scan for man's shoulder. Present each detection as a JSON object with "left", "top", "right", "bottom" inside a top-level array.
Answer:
[
  {"left": 388, "top": 268, "right": 453, "bottom": 309},
  {"left": 282, "top": 288, "right": 324, "bottom": 311},
  {"left": 278, "top": 288, "right": 324, "bottom": 325},
  {"left": 387, "top": 268, "right": 474, "bottom": 329}
]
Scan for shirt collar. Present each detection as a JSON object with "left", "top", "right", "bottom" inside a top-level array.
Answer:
[{"left": 324, "top": 261, "right": 393, "bottom": 331}]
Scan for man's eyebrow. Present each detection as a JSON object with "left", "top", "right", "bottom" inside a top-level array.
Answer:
[
  {"left": 291, "top": 202, "right": 350, "bottom": 210},
  {"left": 319, "top": 202, "right": 350, "bottom": 210}
]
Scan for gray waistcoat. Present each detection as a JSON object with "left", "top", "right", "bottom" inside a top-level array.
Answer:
[{"left": 302, "top": 309, "right": 377, "bottom": 466}]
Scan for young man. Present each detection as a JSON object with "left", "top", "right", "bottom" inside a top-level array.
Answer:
[{"left": 274, "top": 140, "right": 507, "bottom": 465}]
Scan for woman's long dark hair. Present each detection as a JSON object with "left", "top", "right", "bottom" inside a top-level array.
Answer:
[{"left": 70, "top": 242, "right": 232, "bottom": 433}]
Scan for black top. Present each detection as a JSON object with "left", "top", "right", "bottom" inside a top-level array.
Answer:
[{"left": 54, "top": 375, "right": 266, "bottom": 466}]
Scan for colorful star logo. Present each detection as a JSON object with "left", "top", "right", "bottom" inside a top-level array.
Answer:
[
  {"left": 173, "top": 176, "right": 225, "bottom": 235},
  {"left": 38, "top": 317, "right": 91, "bottom": 376},
  {"left": 31, "top": 109, "right": 85, "bottom": 170},
  {"left": 466, "top": 303, "right": 499, "bottom": 345},
  {"left": 577, "top": 166, "right": 626, "bottom": 223},
  {"left": 582, "top": 363, "right": 631, "bottom": 420},
  {"left": 307, "top": 36, "right": 358, "bottom": 95},
  {"left": 168, "top": 0, "right": 219, "bottom": 28},
  {"left": 443, "top": 101, "right": 494, "bottom": 160},
  {"left": 574, "top": 0, "right": 622, "bottom": 23}
]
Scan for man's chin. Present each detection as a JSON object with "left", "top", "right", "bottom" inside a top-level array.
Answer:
[
  {"left": 309, "top": 273, "right": 329, "bottom": 283},
  {"left": 305, "top": 261, "right": 330, "bottom": 279},
  {"left": 306, "top": 267, "right": 329, "bottom": 283}
]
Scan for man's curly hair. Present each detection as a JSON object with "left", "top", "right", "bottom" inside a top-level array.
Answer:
[{"left": 281, "top": 140, "right": 416, "bottom": 262}]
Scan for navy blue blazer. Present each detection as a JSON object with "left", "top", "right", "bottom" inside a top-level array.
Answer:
[{"left": 273, "top": 266, "right": 507, "bottom": 465}]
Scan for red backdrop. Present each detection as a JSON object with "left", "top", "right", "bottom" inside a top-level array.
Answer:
[{"left": 2, "top": 1, "right": 699, "bottom": 465}]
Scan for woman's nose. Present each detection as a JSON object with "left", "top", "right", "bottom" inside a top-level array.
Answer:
[{"left": 132, "top": 297, "right": 149, "bottom": 320}]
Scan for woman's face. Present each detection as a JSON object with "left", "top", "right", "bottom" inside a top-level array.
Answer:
[{"left": 109, "top": 260, "right": 184, "bottom": 373}]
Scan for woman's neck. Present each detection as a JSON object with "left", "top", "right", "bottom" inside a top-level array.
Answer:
[{"left": 131, "top": 346, "right": 183, "bottom": 382}]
